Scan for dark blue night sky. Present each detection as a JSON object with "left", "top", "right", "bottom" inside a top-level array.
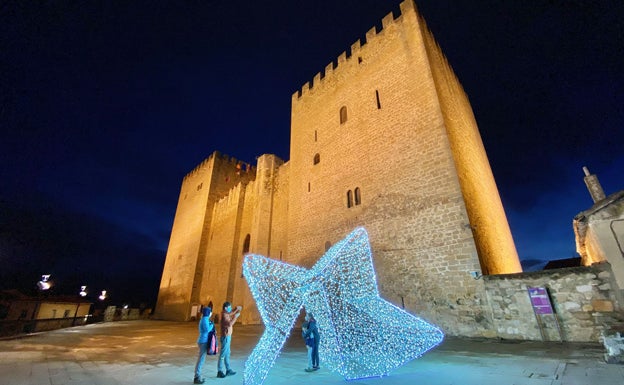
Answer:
[{"left": 1, "top": 1, "right": 623, "bottom": 305}]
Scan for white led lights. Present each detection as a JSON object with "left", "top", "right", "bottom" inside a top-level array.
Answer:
[{"left": 242, "top": 227, "right": 444, "bottom": 385}]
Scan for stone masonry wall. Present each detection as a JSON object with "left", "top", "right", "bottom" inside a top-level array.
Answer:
[
  {"left": 485, "top": 263, "right": 623, "bottom": 342},
  {"left": 157, "top": 1, "right": 623, "bottom": 340},
  {"left": 155, "top": 151, "right": 256, "bottom": 321},
  {"left": 155, "top": 156, "right": 215, "bottom": 321},
  {"left": 286, "top": 0, "right": 499, "bottom": 336},
  {"left": 268, "top": 162, "right": 289, "bottom": 262},
  {"left": 420, "top": 17, "right": 521, "bottom": 275},
  {"left": 199, "top": 183, "right": 244, "bottom": 313}
]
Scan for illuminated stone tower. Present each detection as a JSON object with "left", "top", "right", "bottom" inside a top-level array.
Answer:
[
  {"left": 156, "top": 0, "right": 522, "bottom": 335},
  {"left": 154, "top": 152, "right": 256, "bottom": 321},
  {"left": 286, "top": 0, "right": 520, "bottom": 330}
]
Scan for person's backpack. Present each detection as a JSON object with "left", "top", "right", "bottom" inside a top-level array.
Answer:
[{"left": 207, "top": 328, "right": 219, "bottom": 355}]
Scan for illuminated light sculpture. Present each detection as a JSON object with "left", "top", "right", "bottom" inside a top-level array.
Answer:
[{"left": 242, "top": 227, "right": 444, "bottom": 385}]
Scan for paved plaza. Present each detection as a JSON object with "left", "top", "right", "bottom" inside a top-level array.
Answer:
[{"left": 0, "top": 320, "right": 622, "bottom": 385}]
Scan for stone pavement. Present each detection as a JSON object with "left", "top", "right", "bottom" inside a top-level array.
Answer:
[{"left": 0, "top": 320, "right": 622, "bottom": 385}]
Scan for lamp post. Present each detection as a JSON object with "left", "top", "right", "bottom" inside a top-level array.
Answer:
[
  {"left": 30, "top": 274, "right": 52, "bottom": 332},
  {"left": 37, "top": 274, "right": 52, "bottom": 291},
  {"left": 73, "top": 285, "right": 88, "bottom": 326}
]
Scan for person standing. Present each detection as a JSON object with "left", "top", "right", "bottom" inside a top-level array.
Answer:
[
  {"left": 302, "top": 314, "right": 315, "bottom": 372},
  {"left": 193, "top": 307, "right": 214, "bottom": 384},
  {"left": 217, "top": 301, "right": 242, "bottom": 378},
  {"left": 307, "top": 312, "right": 320, "bottom": 370}
]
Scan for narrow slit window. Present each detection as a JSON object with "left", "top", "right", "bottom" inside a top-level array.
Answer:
[
  {"left": 241, "top": 234, "right": 251, "bottom": 277},
  {"left": 375, "top": 90, "right": 381, "bottom": 109},
  {"left": 315, "top": 130, "right": 318, "bottom": 142},
  {"left": 354, "top": 187, "right": 361, "bottom": 205},
  {"left": 340, "top": 106, "right": 348, "bottom": 124},
  {"left": 347, "top": 190, "right": 353, "bottom": 208},
  {"left": 242, "top": 234, "right": 251, "bottom": 254},
  {"left": 308, "top": 182, "right": 311, "bottom": 192}
]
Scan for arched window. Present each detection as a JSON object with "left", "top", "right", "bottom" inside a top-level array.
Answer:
[
  {"left": 313, "top": 153, "right": 320, "bottom": 165},
  {"left": 354, "top": 187, "right": 361, "bottom": 205},
  {"left": 241, "top": 234, "right": 251, "bottom": 278},
  {"left": 347, "top": 190, "right": 353, "bottom": 208},
  {"left": 340, "top": 106, "right": 348, "bottom": 124},
  {"left": 242, "top": 234, "right": 251, "bottom": 254}
]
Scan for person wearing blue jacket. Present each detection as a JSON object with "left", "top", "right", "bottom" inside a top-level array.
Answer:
[{"left": 193, "top": 307, "right": 214, "bottom": 384}]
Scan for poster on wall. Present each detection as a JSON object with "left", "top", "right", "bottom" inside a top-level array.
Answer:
[{"left": 527, "top": 287, "right": 554, "bottom": 314}]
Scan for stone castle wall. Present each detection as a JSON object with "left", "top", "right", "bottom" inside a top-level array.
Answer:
[
  {"left": 420, "top": 18, "right": 521, "bottom": 275},
  {"left": 155, "top": 152, "right": 255, "bottom": 321},
  {"left": 155, "top": 0, "right": 623, "bottom": 341},
  {"left": 286, "top": 0, "right": 512, "bottom": 335},
  {"left": 485, "top": 263, "right": 623, "bottom": 341},
  {"left": 155, "top": 155, "right": 215, "bottom": 321}
]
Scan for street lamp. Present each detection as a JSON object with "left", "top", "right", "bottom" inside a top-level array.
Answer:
[
  {"left": 98, "top": 290, "right": 107, "bottom": 301},
  {"left": 79, "top": 286, "right": 87, "bottom": 297},
  {"left": 37, "top": 274, "right": 52, "bottom": 290}
]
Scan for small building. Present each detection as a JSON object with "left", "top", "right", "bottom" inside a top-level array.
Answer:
[
  {"left": 0, "top": 290, "right": 93, "bottom": 336},
  {"left": 573, "top": 167, "right": 624, "bottom": 294}
]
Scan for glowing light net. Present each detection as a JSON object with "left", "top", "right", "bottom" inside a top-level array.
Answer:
[{"left": 242, "top": 227, "right": 444, "bottom": 385}]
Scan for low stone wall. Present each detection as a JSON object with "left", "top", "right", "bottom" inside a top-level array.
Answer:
[
  {"left": 484, "top": 263, "right": 623, "bottom": 342},
  {"left": 102, "top": 306, "right": 152, "bottom": 322}
]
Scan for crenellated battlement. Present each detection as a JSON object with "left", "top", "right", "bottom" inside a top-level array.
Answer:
[
  {"left": 183, "top": 150, "right": 256, "bottom": 180},
  {"left": 213, "top": 182, "right": 245, "bottom": 216},
  {"left": 292, "top": 0, "right": 416, "bottom": 102}
]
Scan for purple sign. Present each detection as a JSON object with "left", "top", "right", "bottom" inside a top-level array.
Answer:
[{"left": 527, "top": 287, "right": 554, "bottom": 315}]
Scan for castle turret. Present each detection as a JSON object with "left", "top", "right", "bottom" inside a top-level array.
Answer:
[{"left": 154, "top": 151, "right": 255, "bottom": 321}]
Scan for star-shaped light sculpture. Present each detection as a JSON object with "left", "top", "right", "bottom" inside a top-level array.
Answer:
[{"left": 242, "top": 227, "right": 444, "bottom": 385}]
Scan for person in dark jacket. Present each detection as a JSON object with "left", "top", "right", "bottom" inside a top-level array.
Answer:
[
  {"left": 303, "top": 312, "right": 320, "bottom": 370},
  {"left": 302, "top": 314, "right": 315, "bottom": 372}
]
